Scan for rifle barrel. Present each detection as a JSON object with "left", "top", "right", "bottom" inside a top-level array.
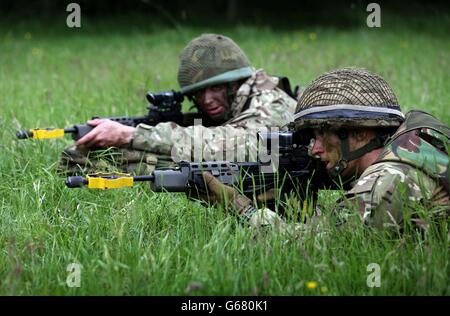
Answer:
[
  {"left": 16, "top": 130, "right": 33, "bottom": 139},
  {"left": 132, "top": 175, "right": 155, "bottom": 182},
  {"left": 64, "top": 127, "right": 77, "bottom": 134},
  {"left": 65, "top": 174, "right": 155, "bottom": 189},
  {"left": 65, "top": 176, "right": 88, "bottom": 188}
]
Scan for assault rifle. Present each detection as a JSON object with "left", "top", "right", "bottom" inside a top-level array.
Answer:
[
  {"left": 65, "top": 131, "right": 338, "bottom": 205},
  {"left": 16, "top": 90, "right": 213, "bottom": 141}
]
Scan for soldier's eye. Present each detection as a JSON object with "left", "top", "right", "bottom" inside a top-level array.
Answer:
[
  {"left": 314, "top": 129, "right": 324, "bottom": 137},
  {"left": 193, "top": 90, "right": 205, "bottom": 101},
  {"left": 211, "top": 85, "right": 225, "bottom": 91}
]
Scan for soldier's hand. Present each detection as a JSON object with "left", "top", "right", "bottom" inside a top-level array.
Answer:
[
  {"left": 76, "top": 119, "right": 135, "bottom": 148},
  {"left": 256, "top": 188, "right": 277, "bottom": 204},
  {"left": 201, "top": 171, "right": 253, "bottom": 215}
]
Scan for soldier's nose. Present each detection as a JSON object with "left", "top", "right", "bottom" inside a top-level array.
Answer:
[
  {"left": 311, "top": 138, "right": 324, "bottom": 155},
  {"left": 203, "top": 89, "right": 215, "bottom": 103}
]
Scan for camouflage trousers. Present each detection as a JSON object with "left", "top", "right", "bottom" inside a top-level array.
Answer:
[{"left": 58, "top": 145, "right": 176, "bottom": 176}]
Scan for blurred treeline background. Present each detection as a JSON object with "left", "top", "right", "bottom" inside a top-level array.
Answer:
[
  {"left": 1, "top": 0, "right": 448, "bottom": 122},
  {"left": 1, "top": 0, "right": 449, "bottom": 26}
]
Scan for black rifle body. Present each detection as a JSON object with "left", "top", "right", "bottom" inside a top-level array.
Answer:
[
  {"left": 66, "top": 131, "right": 337, "bottom": 206},
  {"left": 17, "top": 90, "right": 214, "bottom": 141}
]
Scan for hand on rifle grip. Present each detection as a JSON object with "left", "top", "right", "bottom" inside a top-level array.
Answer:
[{"left": 201, "top": 171, "right": 253, "bottom": 215}]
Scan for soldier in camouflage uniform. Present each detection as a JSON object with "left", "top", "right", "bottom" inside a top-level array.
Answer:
[
  {"left": 202, "top": 67, "right": 449, "bottom": 233},
  {"left": 59, "top": 34, "right": 297, "bottom": 174}
]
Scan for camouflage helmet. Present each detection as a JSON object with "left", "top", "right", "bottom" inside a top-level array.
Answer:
[
  {"left": 292, "top": 67, "right": 405, "bottom": 131},
  {"left": 177, "top": 34, "right": 253, "bottom": 95}
]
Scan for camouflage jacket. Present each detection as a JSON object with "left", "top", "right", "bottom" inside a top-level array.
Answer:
[
  {"left": 131, "top": 69, "right": 297, "bottom": 162},
  {"left": 244, "top": 110, "right": 450, "bottom": 233}
]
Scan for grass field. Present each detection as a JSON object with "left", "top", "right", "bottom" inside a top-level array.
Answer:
[{"left": 0, "top": 11, "right": 449, "bottom": 295}]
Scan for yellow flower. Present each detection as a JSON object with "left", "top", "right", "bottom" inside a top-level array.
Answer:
[
  {"left": 306, "top": 281, "right": 317, "bottom": 289},
  {"left": 321, "top": 286, "right": 328, "bottom": 293},
  {"left": 24, "top": 32, "right": 32, "bottom": 40},
  {"left": 32, "top": 48, "right": 43, "bottom": 57},
  {"left": 309, "top": 32, "right": 317, "bottom": 41}
]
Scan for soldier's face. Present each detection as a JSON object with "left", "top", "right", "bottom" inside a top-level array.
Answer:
[
  {"left": 311, "top": 129, "right": 373, "bottom": 178},
  {"left": 194, "top": 84, "right": 230, "bottom": 119},
  {"left": 310, "top": 130, "right": 342, "bottom": 171}
]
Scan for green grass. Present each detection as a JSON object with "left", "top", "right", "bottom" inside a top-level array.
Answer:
[{"left": 0, "top": 13, "right": 449, "bottom": 295}]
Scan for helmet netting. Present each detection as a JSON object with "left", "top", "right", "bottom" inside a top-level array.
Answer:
[
  {"left": 178, "top": 34, "right": 250, "bottom": 91},
  {"left": 296, "top": 67, "right": 399, "bottom": 113}
]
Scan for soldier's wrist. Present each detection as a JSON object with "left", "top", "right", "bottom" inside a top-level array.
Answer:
[
  {"left": 239, "top": 206, "right": 259, "bottom": 222},
  {"left": 127, "top": 137, "right": 134, "bottom": 149},
  {"left": 127, "top": 128, "right": 141, "bottom": 149}
]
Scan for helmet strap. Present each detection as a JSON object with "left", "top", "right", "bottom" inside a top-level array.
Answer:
[{"left": 329, "top": 129, "right": 387, "bottom": 178}]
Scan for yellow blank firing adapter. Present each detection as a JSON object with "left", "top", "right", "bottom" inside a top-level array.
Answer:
[
  {"left": 87, "top": 173, "right": 134, "bottom": 189},
  {"left": 32, "top": 128, "right": 65, "bottom": 139},
  {"left": 65, "top": 173, "right": 135, "bottom": 189},
  {"left": 16, "top": 128, "right": 65, "bottom": 139}
]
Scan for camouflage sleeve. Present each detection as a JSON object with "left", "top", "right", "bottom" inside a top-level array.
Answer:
[
  {"left": 336, "top": 162, "right": 445, "bottom": 231},
  {"left": 132, "top": 120, "right": 260, "bottom": 162},
  {"left": 131, "top": 88, "right": 295, "bottom": 162},
  {"left": 241, "top": 205, "right": 328, "bottom": 239},
  {"left": 244, "top": 207, "right": 306, "bottom": 235}
]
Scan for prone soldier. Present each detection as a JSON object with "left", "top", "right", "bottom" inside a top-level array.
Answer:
[
  {"left": 60, "top": 33, "right": 298, "bottom": 175},
  {"left": 201, "top": 67, "right": 449, "bottom": 234}
]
